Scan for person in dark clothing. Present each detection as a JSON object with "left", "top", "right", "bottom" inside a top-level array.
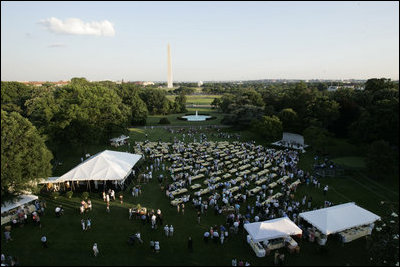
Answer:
[{"left": 188, "top": 236, "right": 193, "bottom": 252}]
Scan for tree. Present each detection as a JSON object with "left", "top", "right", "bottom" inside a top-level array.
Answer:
[
  {"left": 364, "top": 78, "right": 395, "bottom": 92},
  {"left": 278, "top": 108, "right": 298, "bottom": 132},
  {"left": 1, "top": 81, "right": 33, "bottom": 116},
  {"left": 174, "top": 93, "right": 187, "bottom": 113},
  {"left": 219, "top": 94, "right": 236, "bottom": 113},
  {"left": 139, "top": 89, "right": 171, "bottom": 115},
  {"left": 1, "top": 110, "right": 53, "bottom": 200},
  {"left": 307, "top": 96, "right": 340, "bottom": 129},
  {"left": 130, "top": 95, "right": 148, "bottom": 125},
  {"left": 330, "top": 88, "right": 361, "bottom": 138},
  {"left": 222, "top": 104, "right": 264, "bottom": 128},
  {"left": 211, "top": 98, "right": 221, "bottom": 110},
  {"left": 52, "top": 84, "right": 130, "bottom": 144},
  {"left": 25, "top": 86, "right": 60, "bottom": 139},
  {"left": 365, "top": 140, "right": 397, "bottom": 180},
  {"left": 251, "top": 115, "right": 283, "bottom": 142},
  {"left": 303, "top": 126, "right": 332, "bottom": 153}
]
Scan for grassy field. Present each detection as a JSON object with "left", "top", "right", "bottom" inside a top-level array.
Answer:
[
  {"left": 1, "top": 128, "right": 398, "bottom": 266},
  {"left": 145, "top": 107, "right": 225, "bottom": 126},
  {"left": 166, "top": 95, "right": 221, "bottom": 106}
]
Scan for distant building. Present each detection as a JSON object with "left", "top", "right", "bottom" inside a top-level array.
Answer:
[
  {"left": 132, "top": 81, "right": 154, "bottom": 86},
  {"left": 143, "top": 81, "right": 155, "bottom": 86},
  {"left": 20, "top": 81, "right": 70, "bottom": 87},
  {"left": 327, "top": 85, "right": 355, "bottom": 92}
]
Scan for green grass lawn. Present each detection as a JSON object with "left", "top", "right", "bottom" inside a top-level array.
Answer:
[
  {"left": 166, "top": 95, "right": 221, "bottom": 106},
  {"left": 145, "top": 107, "right": 226, "bottom": 126},
  {"left": 2, "top": 130, "right": 398, "bottom": 266},
  {"left": 331, "top": 157, "right": 366, "bottom": 169}
]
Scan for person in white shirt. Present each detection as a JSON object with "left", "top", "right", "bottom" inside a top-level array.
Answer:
[
  {"left": 169, "top": 225, "right": 174, "bottom": 237},
  {"left": 92, "top": 243, "right": 99, "bottom": 256},
  {"left": 154, "top": 241, "right": 160, "bottom": 252}
]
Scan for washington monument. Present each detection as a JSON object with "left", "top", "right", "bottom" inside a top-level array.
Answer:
[{"left": 167, "top": 43, "right": 173, "bottom": 88}]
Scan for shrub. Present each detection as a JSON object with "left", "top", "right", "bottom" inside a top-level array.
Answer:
[
  {"left": 65, "top": 191, "right": 73, "bottom": 199},
  {"left": 158, "top": 117, "right": 171, "bottom": 124},
  {"left": 81, "top": 191, "right": 89, "bottom": 200},
  {"left": 51, "top": 191, "right": 60, "bottom": 200}
]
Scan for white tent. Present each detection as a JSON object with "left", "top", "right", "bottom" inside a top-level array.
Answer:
[
  {"left": 110, "top": 135, "right": 129, "bottom": 143},
  {"left": 1, "top": 194, "right": 38, "bottom": 214},
  {"left": 48, "top": 150, "right": 142, "bottom": 183},
  {"left": 244, "top": 217, "right": 302, "bottom": 243},
  {"left": 282, "top": 132, "right": 304, "bottom": 146},
  {"left": 299, "top": 202, "right": 381, "bottom": 235}
]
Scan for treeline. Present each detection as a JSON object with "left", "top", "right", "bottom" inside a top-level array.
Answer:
[{"left": 1, "top": 78, "right": 188, "bottom": 145}]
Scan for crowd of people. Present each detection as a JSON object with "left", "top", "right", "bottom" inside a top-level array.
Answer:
[
  {"left": 2, "top": 131, "right": 336, "bottom": 265},
  {"left": 1, "top": 253, "right": 19, "bottom": 266}
]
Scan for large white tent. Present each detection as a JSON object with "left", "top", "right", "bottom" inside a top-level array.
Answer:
[
  {"left": 46, "top": 150, "right": 142, "bottom": 184},
  {"left": 1, "top": 194, "right": 38, "bottom": 214},
  {"left": 244, "top": 217, "right": 302, "bottom": 243},
  {"left": 299, "top": 202, "right": 381, "bottom": 235}
]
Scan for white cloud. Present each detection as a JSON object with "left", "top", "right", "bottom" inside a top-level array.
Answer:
[
  {"left": 39, "top": 17, "right": 115, "bottom": 37},
  {"left": 48, "top": 43, "right": 66, "bottom": 48}
]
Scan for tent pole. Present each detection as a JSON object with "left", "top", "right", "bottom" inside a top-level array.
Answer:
[{"left": 88, "top": 180, "right": 91, "bottom": 192}]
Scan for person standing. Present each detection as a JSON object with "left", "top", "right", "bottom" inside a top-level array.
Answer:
[
  {"left": 81, "top": 219, "right": 86, "bottom": 231},
  {"left": 41, "top": 235, "right": 48, "bottom": 248},
  {"left": 154, "top": 241, "right": 160, "bottom": 253},
  {"left": 188, "top": 236, "right": 193, "bottom": 251},
  {"left": 93, "top": 243, "right": 99, "bottom": 257},
  {"left": 181, "top": 203, "right": 185, "bottom": 215},
  {"left": 323, "top": 185, "right": 329, "bottom": 196},
  {"left": 274, "top": 251, "right": 280, "bottom": 266},
  {"left": 86, "top": 219, "right": 91, "bottom": 230},
  {"left": 4, "top": 230, "right": 12, "bottom": 243},
  {"left": 279, "top": 252, "right": 285, "bottom": 266},
  {"left": 150, "top": 240, "right": 155, "bottom": 252},
  {"left": 197, "top": 211, "right": 201, "bottom": 224},
  {"left": 164, "top": 225, "right": 169, "bottom": 237},
  {"left": 169, "top": 225, "right": 174, "bottom": 237}
]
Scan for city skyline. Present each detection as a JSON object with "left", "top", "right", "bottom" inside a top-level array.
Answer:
[{"left": 1, "top": 1, "right": 399, "bottom": 82}]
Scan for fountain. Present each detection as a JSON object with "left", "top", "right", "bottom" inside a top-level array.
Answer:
[{"left": 181, "top": 110, "right": 212, "bottom": 121}]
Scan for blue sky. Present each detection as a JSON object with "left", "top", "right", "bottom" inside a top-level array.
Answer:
[{"left": 1, "top": 1, "right": 398, "bottom": 81}]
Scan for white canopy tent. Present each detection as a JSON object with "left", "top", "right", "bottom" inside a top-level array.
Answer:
[
  {"left": 271, "top": 132, "right": 308, "bottom": 153},
  {"left": 299, "top": 202, "right": 381, "bottom": 235},
  {"left": 282, "top": 132, "right": 304, "bottom": 146},
  {"left": 110, "top": 135, "right": 130, "bottom": 147},
  {"left": 244, "top": 217, "right": 302, "bottom": 243},
  {"left": 1, "top": 194, "right": 38, "bottom": 214},
  {"left": 43, "top": 150, "right": 142, "bottom": 187}
]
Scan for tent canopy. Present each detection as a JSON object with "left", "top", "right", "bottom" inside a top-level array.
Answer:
[
  {"left": 282, "top": 132, "right": 304, "bottom": 146},
  {"left": 50, "top": 150, "right": 142, "bottom": 183},
  {"left": 244, "top": 217, "right": 302, "bottom": 243},
  {"left": 110, "top": 135, "right": 129, "bottom": 143},
  {"left": 1, "top": 194, "right": 38, "bottom": 214},
  {"left": 299, "top": 202, "right": 381, "bottom": 235}
]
